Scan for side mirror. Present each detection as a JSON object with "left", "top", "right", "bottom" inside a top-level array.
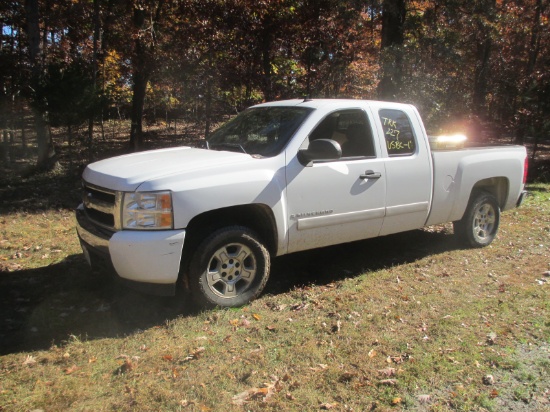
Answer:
[{"left": 298, "top": 139, "right": 342, "bottom": 166}]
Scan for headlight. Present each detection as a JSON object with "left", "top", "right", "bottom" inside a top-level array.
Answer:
[{"left": 122, "top": 191, "right": 173, "bottom": 230}]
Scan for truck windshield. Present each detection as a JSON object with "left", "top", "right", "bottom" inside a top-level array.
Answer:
[{"left": 207, "top": 106, "right": 313, "bottom": 157}]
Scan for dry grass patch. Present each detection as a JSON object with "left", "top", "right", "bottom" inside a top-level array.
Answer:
[
  {"left": 1, "top": 209, "right": 81, "bottom": 270},
  {"left": 1, "top": 184, "right": 549, "bottom": 411}
]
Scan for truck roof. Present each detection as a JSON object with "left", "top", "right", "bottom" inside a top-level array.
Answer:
[{"left": 252, "top": 98, "right": 415, "bottom": 111}]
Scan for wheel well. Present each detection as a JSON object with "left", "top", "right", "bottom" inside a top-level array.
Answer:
[
  {"left": 182, "top": 204, "right": 278, "bottom": 261},
  {"left": 470, "top": 177, "right": 509, "bottom": 209}
]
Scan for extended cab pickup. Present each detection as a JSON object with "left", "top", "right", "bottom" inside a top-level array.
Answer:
[{"left": 76, "top": 99, "right": 528, "bottom": 307}]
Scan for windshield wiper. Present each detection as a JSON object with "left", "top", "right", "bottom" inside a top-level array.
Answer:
[{"left": 209, "top": 142, "right": 247, "bottom": 154}]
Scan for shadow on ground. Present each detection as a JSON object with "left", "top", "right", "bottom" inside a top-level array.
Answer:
[
  {"left": 267, "top": 227, "right": 457, "bottom": 296},
  {"left": 0, "top": 227, "right": 458, "bottom": 355},
  {"left": 0, "top": 255, "right": 195, "bottom": 355}
]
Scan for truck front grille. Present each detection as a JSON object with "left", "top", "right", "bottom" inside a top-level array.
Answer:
[{"left": 82, "top": 182, "right": 118, "bottom": 230}]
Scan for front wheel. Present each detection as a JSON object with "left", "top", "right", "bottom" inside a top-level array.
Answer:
[
  {"left": 188, "top": 226, "right": 270, "bottom": 308},
  {"left": 453, "top": 192, "right": 500, "bottom": 247}
]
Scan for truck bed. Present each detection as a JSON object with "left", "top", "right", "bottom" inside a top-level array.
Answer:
[{"left": 426, "top": 144, "right": 526, "bottom": 226}]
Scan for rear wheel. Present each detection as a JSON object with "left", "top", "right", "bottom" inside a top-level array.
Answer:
[
  {"left": 188, "top": 226, "right": 270, "bottom": 308},
  {"left": 453, "top": 192, "right": 500, "bottom": 247}
]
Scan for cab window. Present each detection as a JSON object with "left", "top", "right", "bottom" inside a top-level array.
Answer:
[{"left": 379, "top": 109, "right": 416, "bottom": 156}]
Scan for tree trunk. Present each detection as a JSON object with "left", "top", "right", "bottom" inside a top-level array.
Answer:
[
  {"left": 527, "top": 0, "right": 542, "bottom": 74},
  {"left": 21, "top": 117, "right": 27, "bottom": 150},
  {"left": 472, "top": 0, "right": 496, "bottom": 117},
  {"left": 129, "top": 5, "right": 149, "bottom": 151},
  {"left": 377, "top": 0, "right": 406, "bottom": 101},
  {"left": 261, "top": 25, "right": 273, "bottom": 101},
  {"left": 128, "top": 1, "right": 164, "bottom": 151},
  {"left": 472, "top": 38, "right": 491, "bottom": 114},
  {"left": 25, "top": 0, "right": 56, "bottom": 171},
  {"left": 87, "top": 0, "right": 101, "bottom": 158},
  {"left": 129, "top": 70, "right": 148, "bottom": 151},
  {"left": 68, "top": 124, "right": 73, "bottom": 171},
  {"left": 2, "top": 131, "right": 9, "bottom": 164},
  {"left": 204, "top": 76, "right": 212, "bottom": 138},
  {"left": 515, "top": 0, "right": 543, "bottom": 144}
]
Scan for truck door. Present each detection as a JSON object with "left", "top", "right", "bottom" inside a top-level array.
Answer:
[
  {"left": 285, "top": 109, "right": 387, "bottom": 254},
  {"left": 374, "top": 107, "right": 433, "bottom": 236}
]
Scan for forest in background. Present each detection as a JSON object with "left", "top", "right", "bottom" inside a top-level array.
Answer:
[{"left": 0, "top": 0, "right": 548, "bottom": 172}]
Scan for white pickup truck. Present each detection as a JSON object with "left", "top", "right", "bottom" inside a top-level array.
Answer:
[{"left": 76, "top": 99, "right": 528, "bottom": 307}]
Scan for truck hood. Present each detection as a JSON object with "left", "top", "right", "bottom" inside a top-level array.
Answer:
[{"left": 83, "top": 147, "right": 254, "bottom": 191}]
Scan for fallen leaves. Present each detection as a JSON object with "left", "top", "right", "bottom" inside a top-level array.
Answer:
[
  {"left": 417, "top": 394, "right": 431, "bottom": 403},
  {"left": 486, "top": 332, "right": 498, "bottom": 345},
  {"left": 330, "top": 320, "right": 342, "bottom": 334},
  {"left": 377, "top": 367, "right": 396, "bottom": 377},
  {"left": 2, "top": 262, "right": 23, "bottom": 271},
  {"left": 482, "top": 374, "right": 495, "bottom": 385},
  {"left": 536, "top": 271, "right": 550, "bottom": 285},
  {"left": 386, "top": 353, "right": 411, "bottom": 364},
  {"left": 182, "top": 347, "right": 205, "bottom": 362},
  {"left": 338, "top": 371, "right": 357, "bottom": 382},
  {"left": 231, "top": 376, "right": 282, "bottom": 406},
  {"left": 0, "top": 190, "right": 547, "bottom": 412},
  {"left": 319, "top": 402, "right": 338, "bottom": 409},
  {"left": 113, "top": 359, "right": 134, "bottom": 376},
  {"left": 160, "top": 347, "right": 206, "bottom": 364},
  {"left": 265, "top": 301, "right": 287, "bottom": 311},
  {"left": 22, "top": 355, "right": 36, "bottom": 366},
  {"left": 309, "top": 364, "right": 329, "bottom": 373},
  {"left": 290, "top": 302, "right": 309, "bottom": 311}
]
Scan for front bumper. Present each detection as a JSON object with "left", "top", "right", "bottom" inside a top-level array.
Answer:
[{"left": 76, "top": 204, "right": 185, "bottom": 296}]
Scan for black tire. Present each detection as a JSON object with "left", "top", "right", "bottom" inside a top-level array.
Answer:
[
  {"left": 188, "top": 226, "right": 270, "bottom": 308},
  {"left": 453, "top": 191, "right": 500, "bottom": 247}
]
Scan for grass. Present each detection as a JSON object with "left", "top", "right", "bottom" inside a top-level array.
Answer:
[
  {"left": 0, "top": 186, "right": 548, "bottom": 411},
  {"left": 0, "top": 130, "right": 549, "bottom": 411}
]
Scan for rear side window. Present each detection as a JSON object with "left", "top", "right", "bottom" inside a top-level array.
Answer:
[{"left": 379, "top": 109, "right": 416, "bottom": 156}]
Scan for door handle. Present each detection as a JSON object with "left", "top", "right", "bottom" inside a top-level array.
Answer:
[{"left": 360, "top": 170, "right": 381, "bottom": 180}]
